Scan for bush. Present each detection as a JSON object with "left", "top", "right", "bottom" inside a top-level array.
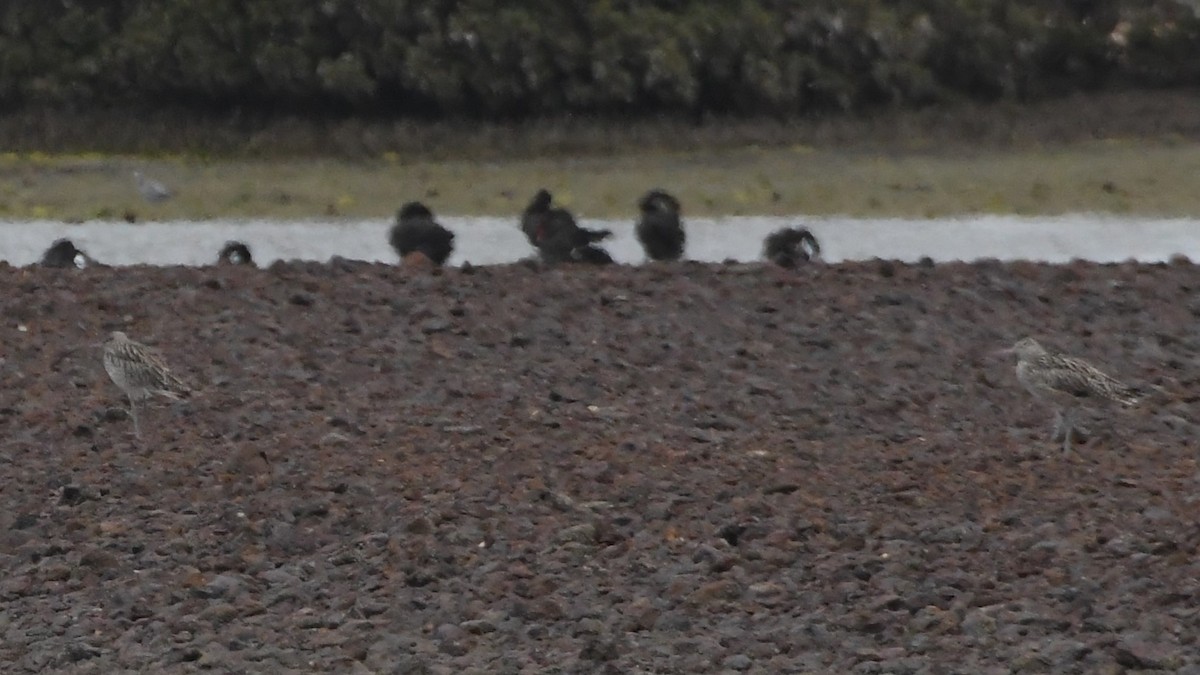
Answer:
[{"left": 1, "top": 0, "right": 1197, "bottom": 118}]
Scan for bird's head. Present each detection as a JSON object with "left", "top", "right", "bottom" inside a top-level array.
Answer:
[
  {"left": 529, "top": 189, "right": 552, "bottom": 212},
  {"left": 397, "top": 201, "right": 434, "bottom": 221},
  {"left": 996, "top": 337, "right": 1046, "bottom": 360}
]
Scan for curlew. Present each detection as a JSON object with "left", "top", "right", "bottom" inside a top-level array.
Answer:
[
  {"left": 102, "top": 331, "right": 191, "bottom": 438},
  {"left": 998, "top": 337, "right": 1141, "bottom": 454}
]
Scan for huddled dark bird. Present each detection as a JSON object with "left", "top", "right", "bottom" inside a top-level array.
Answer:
[
  {"left": 520, "top": 189, "right": 613, "bottom": 265},
  {"left": 635, "top": 189, "right": 685, "bottom": 261},
  {"left": 40, "top": 238, "right": 93, "bottom": 269},
  {"left": 389, "top": 201, "right": 455, "bottom": 266},
  {"left": 763, "top": 226, "right": 821, "bottom": 268},
  {"left": 218, "top": 241, "right": 255, "bottom": 266}
]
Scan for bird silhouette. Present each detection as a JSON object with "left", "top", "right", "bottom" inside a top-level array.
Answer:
[
  {"left": 389, "top": 201, "right": 455, "bottom": 266},
  {"left": 520, "top": 189, "right": 612, "bottom": 265},
  {"left": 763, "top": 227, "right": 821, "bottom": 268},
  {"left": 40, "top": 239, "right": 94, "bottom": 269},
  {"left": 218, "top": 241, "right": 255, "bottom": 266},
  {"left": 635, "top": 189, "right": 685, "bottom": 261}
]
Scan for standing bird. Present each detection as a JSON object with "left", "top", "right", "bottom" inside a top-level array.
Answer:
[
  {"left": 389, "top": 201, "right": 455, "bottom": 266},
  {"left": 519, "top": 189, "right": 558, "bottom": 247},
  {"left": 218, "top": 241, "right": 255, "bottom": 266},
  {"left": 636, "top": 189, "right": 685, "bottom": 261},
  {"left": 763, "top": 226, "right": 821, "bottom": 268},
  {"left": 102, "top": 331, "right": 192, "bottom": 438},
  {"left": 998, "top": 337, "right": 1141, "bottom": 454},
  {"left": 520, "top": 189, "right": 612, "bottom": 264},
  {"left": 132, "top": 170, "right": 173, "bottom": 203},
  {"left": 40, "top": 238, "right": 94, "bottom": 269}
]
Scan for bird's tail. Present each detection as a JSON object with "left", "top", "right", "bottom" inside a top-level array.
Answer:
[
  {"left": 1123, "top": 382, "right": 1174, "bottom": 407},
  {"left": 581, "top": 227, "right": 612, "bottom": 242},
  {"left": 160, "top": 373, "right": 194, "bottom": 400}
]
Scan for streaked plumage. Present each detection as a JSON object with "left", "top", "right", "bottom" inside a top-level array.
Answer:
[
  {"left": 763, "top": 226, "right": 821, "bottom": 268},
  {"left": 102, "top": 331, "right": 191, "bottom": 438},
  {"left": 1003, "top": 337, "right": 1140, "bottom": 453},
  {"left": 636, "top": 189, "right": 685, "bottom": 261}
]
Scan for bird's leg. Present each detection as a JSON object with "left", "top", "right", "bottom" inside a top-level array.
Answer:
[
  {"left": 1060, "top": 407, "right": 1075, "bottom": 455},
  {"left": 128, "top": 395, "right": 142, "bottom": 439},
  {"left": 1050, "top": 409, "right": 1066, "bottom": 443}
]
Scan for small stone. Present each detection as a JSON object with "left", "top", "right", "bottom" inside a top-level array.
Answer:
[
  {"left": 291, "top": 500, "right": 330, "bottom": 518},
  {"left": 579, "top": 637, "right": 622, "bottom": 662},
  {"left": 554, "top": 523, "right": 596, "bottom": 544},
  {"left": 961, "top": 609, "right": 997, "bottom": 637},
  {"left": 624, "top": 598, "right": 660, "bottom": 632},
  {"left": 78, "top": 547, "right": 119, "bottom": 570},
  {"left": 459, "top": 619, "right": 497, "bottom": 635},
  {"left": 64, "top": 642, "right": 102, "bottom": 662},
  {"left": 1114, "top": 638, "right": 1175, "bottom": 670},
  {"left": 406, "top": 517, "right": 434, "bottom": 535},
  {"left": 748, "top": 582, "right": 787, "bottom": 607},
  {"left": 723, "top": 654, "right": 753, "bottom": 671},
  {"left": 688, "top": 579, "right": 741, "bottom": 604},
  {"left": 193, "top": 574, "right": 242, "bottom": 599},
  {"left": 199, "top": 603, "right": 240, "bottom": 624},
  {"left": 433, "top": 623, "right": 467, "bottom": 642},
  {"left": 11, "top": 513, "right": 37, "bottom": 530}
]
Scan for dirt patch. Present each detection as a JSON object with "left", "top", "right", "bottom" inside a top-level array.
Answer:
[{"left": 1, "top": 258, "right": 1198, "bottom": 672}]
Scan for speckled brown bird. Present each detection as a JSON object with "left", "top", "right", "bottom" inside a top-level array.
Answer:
[
  {"left": 1000, "top": 337, "right": 1141, "bottom": 454},
  {"left": 102, "top": 331, "right": 191, "bottom": 438}
]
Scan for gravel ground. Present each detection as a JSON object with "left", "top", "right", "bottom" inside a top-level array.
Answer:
[{"left": 1, "top": 258, "right": 1199, "bottom": 674}]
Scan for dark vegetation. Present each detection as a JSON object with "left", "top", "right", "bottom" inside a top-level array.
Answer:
[{"left": 4, "top": 0, "right": 1200, "bottom": 122}]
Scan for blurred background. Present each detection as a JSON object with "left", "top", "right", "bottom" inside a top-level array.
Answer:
[{"left": 3, "top": 0, "right": 1200, "bottom": 262}]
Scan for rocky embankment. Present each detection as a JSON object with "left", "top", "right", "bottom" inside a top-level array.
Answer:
[{"left": 1, "top": 258, "right": 1198, "bottom": 673}]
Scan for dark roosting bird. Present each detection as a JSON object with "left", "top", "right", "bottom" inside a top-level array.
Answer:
[
  {"left": 218, "top": 241, "right": 255, "bottom": 266},
  {"left": 636, "top": 189, "right": 685, "bottom": 261},
  {"left": 40, "top": 239, "right": 93, "bottom": 269},
  {"left": 389, "top": 201, "right": 455, "bottom": 266},
  {"left": 763, "top": 226, "right": 821, "bottom": 268},
  {"left": 520, "top": 189, "right": 613, "bottom": 265}
]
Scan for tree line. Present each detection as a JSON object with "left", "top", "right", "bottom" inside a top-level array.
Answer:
[{"left": 3, "top": 0, "right": 1198, "bottom": 119}]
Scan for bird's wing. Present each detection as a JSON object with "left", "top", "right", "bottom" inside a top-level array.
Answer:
[
  {"left": 1048, "top": 357, "right": 1138, "bottom": 404},
  {"left": 131, "top": 343, "right": 192, "bottom": 395}
]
